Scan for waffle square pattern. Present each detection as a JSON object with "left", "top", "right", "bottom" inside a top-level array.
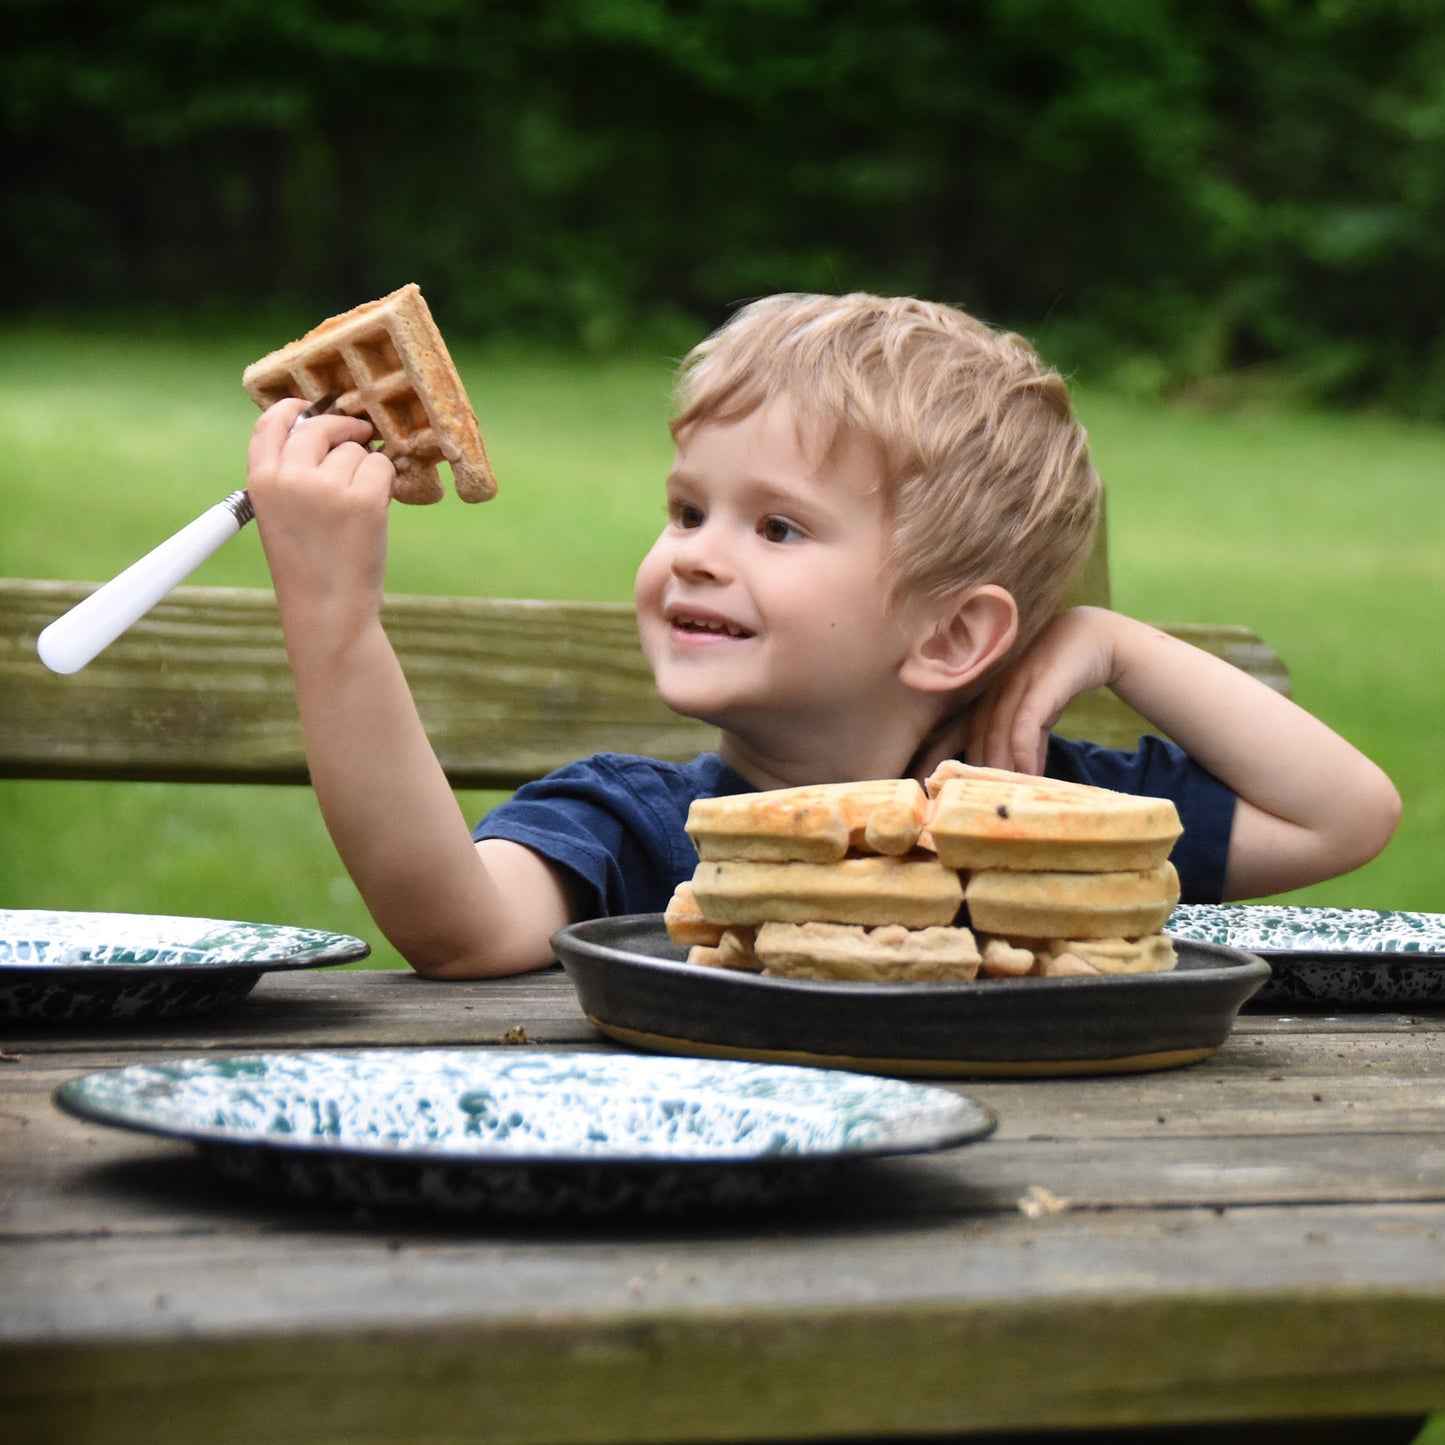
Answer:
[{"left": 243, "top": 283, "right": 497, "bottom": 505}]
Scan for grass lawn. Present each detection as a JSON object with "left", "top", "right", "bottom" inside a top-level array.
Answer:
[{"left": 1, "top": 323, "right": 1441, "bottom": 970}]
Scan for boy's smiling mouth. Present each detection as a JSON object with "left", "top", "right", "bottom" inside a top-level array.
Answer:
[{"left": 665, "top": 605, "right": 756, "bottom": 640}]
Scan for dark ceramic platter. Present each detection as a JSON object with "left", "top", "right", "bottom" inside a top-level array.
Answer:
[
  {"left": 1168, "top": 904, "right": 1445, "bottom": 1008},
  {"left": 553, "top": 914, "right": 1270, "bottom": 1078},
  {"left": 0, "top": 909, "right": 370, "bottom": 1025},
  {"left": 54, "top": 1049, "right": 996, "bottom": 1219}
]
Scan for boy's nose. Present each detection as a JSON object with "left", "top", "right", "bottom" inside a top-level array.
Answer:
[{"left": 671, "top": 525, "right": 730, "bottom": 581}]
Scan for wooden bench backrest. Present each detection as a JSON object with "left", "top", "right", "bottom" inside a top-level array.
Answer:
[{"left": 0, "top": 576, "right": 1288, "bottom": 788}]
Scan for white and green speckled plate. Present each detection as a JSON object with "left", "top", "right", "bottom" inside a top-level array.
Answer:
[
  {"left": 1168, "top": 905, "right": 1445, "bottom": 1007},
  {"left": 53, "top": 1049, "right": 996, "bottom": 1217},
  {"left": 1, "top": 909, "right": 369, "bottom": 1025}
]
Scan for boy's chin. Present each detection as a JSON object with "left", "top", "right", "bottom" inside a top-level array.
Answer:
[
  {"left": 649, "top": 675, "right": 753, "bottom": 732},
  {"left": 654, "top": 686, "right": 729, "bottom": 727}
]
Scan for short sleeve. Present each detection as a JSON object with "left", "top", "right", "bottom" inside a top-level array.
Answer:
[{"left": 472, "top": 753, "right": 752, "bottom": 918}]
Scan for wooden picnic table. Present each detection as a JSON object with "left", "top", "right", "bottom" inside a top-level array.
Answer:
[{"left": 3, "top": 965, "right": 1443, "bottom": 1445}]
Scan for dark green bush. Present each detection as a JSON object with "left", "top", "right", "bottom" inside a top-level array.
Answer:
[{"left": 4, "top": 0, "right": 1443, "bottom": 414}]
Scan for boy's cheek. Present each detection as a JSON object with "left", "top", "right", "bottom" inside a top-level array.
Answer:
[{"left": 634, "top": 547, "right": 677, "bottom": 629}]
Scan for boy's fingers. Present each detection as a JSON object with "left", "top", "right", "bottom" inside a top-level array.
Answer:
[
  {"left": 1012, "top": 718, "right": 1050, "bottom": 776},
  {"left": 281, "top": 412, "right": 377, "bottom": 465},
  {"left": 317, "top": 441, "right": 395, "bottom": 495},
  {"left": 354, "top": 448, "right": 397, "bottom": 498},
  {"left": 964, "top": 695, "right": 1005, "bottom": 770},
  {"left": 970, "top": 684, "right": 1047, "bottom": 776},
  {"left": 247, "top": 398, "right": 314, "bottom": 472},
  {"left": 249, "top": 399, "right": 376, "bottom": 473}
]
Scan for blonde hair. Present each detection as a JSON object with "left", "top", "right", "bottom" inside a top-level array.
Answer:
[{"left": 670, "top": 293, "right": 1100, "bottom": 655}]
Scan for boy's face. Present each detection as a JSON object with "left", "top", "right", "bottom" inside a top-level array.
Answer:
[{"left": 635, "top": 396, "right": 925, "bottom": 752}]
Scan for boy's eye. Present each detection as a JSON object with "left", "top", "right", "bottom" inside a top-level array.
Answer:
[
  {"left": 670, "top": 502, "right": 705, "bottom": 529},
  {"left": 760, "top": 516, "right": 803, "bottom": 544}
]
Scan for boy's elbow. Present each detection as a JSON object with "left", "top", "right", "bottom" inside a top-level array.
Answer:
[
  {"left": 1352, "top": 765, "right": 1402, "bottom": 868},
  {"left": 404, "top": 934, "right": 553, "bottom": 981},
  {"left": 1227, "top": 762, "right": 1401, "bottom": 901},
  {"left": 407, "top": 950, "right": 482, "bottom": 981},
  {"left": 1322, "top": 760, "right": 1401, "bottom": 878}
]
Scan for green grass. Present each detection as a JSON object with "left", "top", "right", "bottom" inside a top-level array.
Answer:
[{"left": 1, "top": 324, "right": 1441, "bottom": 970}]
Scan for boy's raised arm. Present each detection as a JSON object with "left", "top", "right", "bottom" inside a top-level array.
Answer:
[
  {"left": 965, "top": 606, "right": 1401, "bottom": 900},
  {"left": 246, "top": 400, "right": 570, "bottom": 977}
]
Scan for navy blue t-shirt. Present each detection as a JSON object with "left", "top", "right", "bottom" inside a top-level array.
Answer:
[{"left": 472, "top": 735, "right": 1235, "bottom": 919}]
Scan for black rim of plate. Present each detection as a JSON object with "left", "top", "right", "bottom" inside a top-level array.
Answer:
[
  {"left": 0, "top": 912, "right": 370, "bottom": 1025},
  {"left": 553, "top": 914, "right": 1271, "bottom": 1077}
]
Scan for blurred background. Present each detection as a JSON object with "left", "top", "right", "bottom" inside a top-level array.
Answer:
[
  {"left": 2, "top": 0, "right": 1442, "bottom": 947},
  {"left": 8, "top": 0, "right": 1445, "bottom": 410}
]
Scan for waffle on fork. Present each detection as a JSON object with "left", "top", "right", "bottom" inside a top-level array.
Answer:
[{"left": 242, "top": 283, "right": 497, "bottom": 505}]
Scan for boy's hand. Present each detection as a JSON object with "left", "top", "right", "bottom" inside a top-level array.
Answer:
[
  {"left": 246, "top": 398, "right": 396, "bottom": 627},
  {"left": 965, "top": 607, "right": 1120, "bottom": 774}
]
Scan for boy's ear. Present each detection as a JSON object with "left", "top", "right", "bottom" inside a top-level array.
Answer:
[{"left": 899, "top": 584, "right": 1019, "bottom": 694}]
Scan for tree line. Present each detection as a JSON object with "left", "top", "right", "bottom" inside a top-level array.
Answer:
[{"left": 5, "top": 0, "right": 1444, "bottom": 415}]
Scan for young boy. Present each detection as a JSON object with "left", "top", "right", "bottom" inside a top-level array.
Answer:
[{"left": 246, "top": 292, "right": 1400, "bottom": 979}]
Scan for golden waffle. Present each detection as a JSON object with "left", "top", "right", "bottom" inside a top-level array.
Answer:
[
  {"left": 925, "top": 760, "right": 1039, "bottom": 794},
  {"left": 977, "top": 937, "right": 1038, "bottom": 977},
  {"left": 686, "top": 779, "right": 927, "bottom": 863},
  {"left": 925, "top": 763, "right": 1181, "bottom": 872},
  {"left": 1036, "top": 935, "right": 1177, "bottom": 976},
  {"left": 687, "top": 928, "right": 761, "bottom": 972},
  {"left": 690, "top": 856, "right": 964, "bottom": 928},
  {"left": 242, "top": 283, "right": 497, "bottom": 506},
  {"left": 663, "top": 882, "right": 724, "bottom": 948},
  {"left": 754, "top": 921, "right": 981, "bottom": 982},
  {"left": 964, "top": 861, "right": 1180, "bottom": 939},
  {"left": 977, "top": 933, "right": 1177, "bottom": 978}
]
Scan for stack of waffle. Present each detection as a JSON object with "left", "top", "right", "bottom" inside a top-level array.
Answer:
[
  {"left": 242, "top": 283, "right": 497, "bottom": 506},
  {"left": 665, "top": 763, "right": 1182, "bottom": 982}
]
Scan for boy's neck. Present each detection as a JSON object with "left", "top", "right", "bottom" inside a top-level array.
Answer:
[
  {"left": 716, "top": 709, "right": 973, "bottom": 789},
  {"left": 904, "top": 708, "right": 976, "bottom": 781}
]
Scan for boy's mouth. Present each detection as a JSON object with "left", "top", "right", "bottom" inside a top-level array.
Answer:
[{"left": 665, "top": 607, "right": 755, "bottom": 640}]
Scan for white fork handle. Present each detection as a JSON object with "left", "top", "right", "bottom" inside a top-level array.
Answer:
[{"left": 37, "top": 492, "right": 253, "bottom": 675}]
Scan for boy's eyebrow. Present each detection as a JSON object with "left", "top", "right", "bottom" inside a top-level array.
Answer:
[{"left": 665, "top": 464, "right": 822, "bottom": 500}]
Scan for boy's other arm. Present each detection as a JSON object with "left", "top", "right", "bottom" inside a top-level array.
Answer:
[
  {"left": 246, "top": 400, "right": 571, "bottom": 977},
  {"left": 965, "top": 607, "right": 1401, "bottom": 899}
]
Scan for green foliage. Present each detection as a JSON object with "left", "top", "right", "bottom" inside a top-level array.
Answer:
[{"left": 3, "top": 1, "right": 1444, "bottom": 414}]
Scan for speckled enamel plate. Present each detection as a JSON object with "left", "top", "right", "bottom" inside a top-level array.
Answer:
[
  {"left": 1168, "top": 904, "right": 1445, "bottom": 1007},
  {"left": 553, "top": 915, "right": 1269, "bottom": 1078},
  {"left": 1, "top": 909, "right": 369, "bottom": 1024},
  {"left": 53, "top": 1049, "right": 995, "bottom": 1217}
]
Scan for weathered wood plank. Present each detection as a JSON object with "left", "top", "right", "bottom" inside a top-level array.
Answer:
[
  {"left": 0, "top": 579, "right": 1288, "bottom": 786},
  {"left": 11, "top": 1024, "right": 1445, "bottom": 1137},
  {"left": 1239, "top": 1007, "right": 1445, "bottom": 1034},
  {"left": 9, "top": 968, "right": 1440, "bottom": 1059},
  {"left": 11, "top": 1041, "right": 1445, "bottom": 1168},
  {"left": 1, "top": 967, "right": 597, "bottom": 1055},
  {"left": 3, "top": 960, "right": 1443, "bottom": 1444},
  {"left": 3, "top": 1206, "right": 1444, "bottom": 1443},
  {"left": 8, "top": 966, "right": 1442, "bottom": 1057},
  {"left": 6, "top": 1095, "right": 1445, "bottom": 1240},
  {"left": 0, "top": 580, "right": 714, "bottom": 787},
  {"left": 13, "top": 1056, "right": 1444, "bottom": 1160},
  {"left": 6, "top": 999, "right": 1444, "bottom": 1244}
]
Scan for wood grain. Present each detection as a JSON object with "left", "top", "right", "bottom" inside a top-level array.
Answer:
[
  {"left": 3, "top": 970, "right": 1443, "bottom": 1442},
  {"left": 1, "top": 579, "right": 1287, "bottom": 785}
]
